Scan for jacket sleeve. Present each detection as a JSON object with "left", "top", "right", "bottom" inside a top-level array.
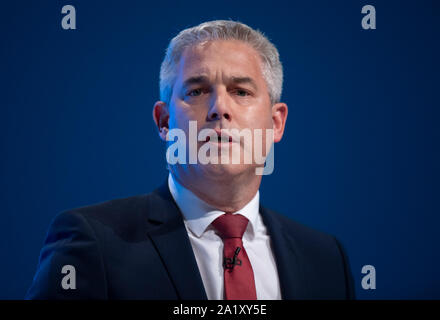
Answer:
[
  {"left": 25, "top": 211, "right": 108, "bottom": 299},
  {"left": 333, "top": 236, "right": 356, "bottom": 300}
]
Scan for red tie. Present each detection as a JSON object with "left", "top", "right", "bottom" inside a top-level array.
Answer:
[{"left": 211, "top": 213, "right": 257, "bottom": 300}]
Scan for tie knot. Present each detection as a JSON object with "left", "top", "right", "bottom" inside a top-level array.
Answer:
[{"left": 211, "top": 213, "right": 249, "bottom": 239}]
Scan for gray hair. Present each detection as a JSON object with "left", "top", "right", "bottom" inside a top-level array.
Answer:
[{"left": 159, "top": 20, "right": 283, "bottom": 105}]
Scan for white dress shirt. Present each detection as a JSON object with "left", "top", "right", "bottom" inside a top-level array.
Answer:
[{"left": 168, "top": 173, "right": 282, "bottom": 300}]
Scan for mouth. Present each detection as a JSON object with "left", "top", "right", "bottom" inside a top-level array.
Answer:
[
  {"left": 198, "top": 127, "right": 241, "bottom": 146},
  {"left": 204, "top": 135, "right": 234, "bottom": 144}
]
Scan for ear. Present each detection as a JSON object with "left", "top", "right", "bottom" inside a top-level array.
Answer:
[
  {"left": 152, "top": 101, "right": 169, "bottom": 142},
  {"left": 271, "top": 102, "right": 288, "bottom": 143}
]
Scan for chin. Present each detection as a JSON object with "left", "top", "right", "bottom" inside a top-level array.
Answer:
[{"left": 198, "top": 163, "right": 254, "bottom": 179}]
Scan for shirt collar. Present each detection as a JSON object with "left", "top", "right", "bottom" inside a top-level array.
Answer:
[{"left": 168, "top": 173, "right": 260, "bottom": 239}]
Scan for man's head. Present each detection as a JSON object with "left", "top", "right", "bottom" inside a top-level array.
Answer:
[
  {"left": 159, "top": 20, "right": 283, "bottom": 105},
  {"left": 153, "top": 20, "right": 288, "bottom": 186}
]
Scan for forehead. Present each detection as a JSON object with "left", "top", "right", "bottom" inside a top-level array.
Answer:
[{"left": 176, "top": 40, "right": 265, "bottom": 83}]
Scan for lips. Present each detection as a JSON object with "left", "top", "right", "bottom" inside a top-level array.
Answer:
[
  {"left": 204, "top": 135, "right": 233, "bottom": 143},
  {"left": 202, "top": 128, "right": 236, "bottom": 144}
]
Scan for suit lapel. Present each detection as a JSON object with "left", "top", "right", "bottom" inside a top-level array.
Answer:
[
  {"left": 260, "top": 206, "right": 309, "bottom": 299},
  {"left": 144, "top": 182, "right": 308, "bottom": 300},
  {"left": 146, "top": 182, "right": 208, "bottom": 300}
]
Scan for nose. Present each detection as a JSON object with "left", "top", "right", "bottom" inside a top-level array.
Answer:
[{"left": 207, "top": 88, "right": 231, "bottom": 122}]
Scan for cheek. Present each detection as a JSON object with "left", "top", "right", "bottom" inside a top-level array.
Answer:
[
  {"left": 167, "top": 106, "right": 178, "bottom": 130},
  {"left": 243, "top": 109, "right": 273, "bottom": 130},
  {"left": 169, "top": 101, "right": 189, "bottom": 127},
  {"left": 239, "top": 96, "right": 273, "bottom": 128},
  {"left": 169, "top": 103, "right": 206, "bottom": 132}
]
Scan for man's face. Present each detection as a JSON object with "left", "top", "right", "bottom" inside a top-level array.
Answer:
[{"left": 163, "top": 40, "right": 284, "bottom": 179}]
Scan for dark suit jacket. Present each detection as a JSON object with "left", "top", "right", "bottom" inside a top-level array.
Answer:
[{"left": 26, "top": 182, "right": 355, "bottom": 299}]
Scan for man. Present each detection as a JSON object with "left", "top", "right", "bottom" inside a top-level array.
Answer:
[{"left": 26, "top": 20, "right": 355, "bottom": 299}]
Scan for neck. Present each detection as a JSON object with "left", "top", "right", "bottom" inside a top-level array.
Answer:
[{"left": 170, "top": 168, "right": 261, "bottom": 213}]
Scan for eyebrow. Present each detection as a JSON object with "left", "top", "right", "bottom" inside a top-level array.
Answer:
[
  {"left": 229, "top": 76, "right": 258, "bottom": 91},
  {"left": 182, "top": 75, "right": 258, "bottom": 91},
  {"left": 182, "top": 76, "right": 210, "bottom": 89}
]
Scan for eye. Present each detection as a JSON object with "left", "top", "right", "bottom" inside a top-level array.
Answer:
[
  {"left": 187, "top": 88, "right": 203, "bottom": 97},
  {"left": 234, "top": 89, "right": 250, "bottom": 97}
]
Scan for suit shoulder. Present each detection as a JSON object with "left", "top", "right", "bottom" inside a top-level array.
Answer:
[
  {"left": 56, "top": 191, "right": 164, "bottom": 241},
  {"left": 263, "top": 207, "right": 338, "bottom": 249},
  {"left": 263, "top": 207, "right": 355, "bottom": 299},
  {"left": 63, "top": 193, "right": 151, "bottom": 218}
]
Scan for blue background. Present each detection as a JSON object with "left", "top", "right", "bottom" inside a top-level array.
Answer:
[{"left": 1, "top": 0, "right": 439, "bottom": 299}]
